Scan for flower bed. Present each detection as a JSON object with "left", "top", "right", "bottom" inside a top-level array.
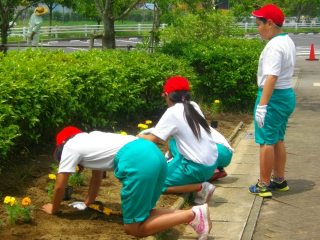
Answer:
[{"left": 0, "top": 113, "right": 253, "bottom": 239}]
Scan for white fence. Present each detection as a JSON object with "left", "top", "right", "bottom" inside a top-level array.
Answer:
[
  {"left": 7, "top": 24, "right": 168, "bottom": 39},
  {"left": 5, "top": 22, "right": 320, "bottom": 39},
  {"left": 238, "top": 22, "right": 320, "bottom": 31}
]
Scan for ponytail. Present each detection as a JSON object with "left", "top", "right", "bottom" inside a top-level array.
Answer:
[{"left": 168, "top": 91, "right": 211, "bottom": 140}]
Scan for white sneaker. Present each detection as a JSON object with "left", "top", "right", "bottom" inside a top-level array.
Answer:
[
  {"left": 189, "top": 203, "right": 212, "bottom": 240},
  {"left": 194, "top": 182, "right": 215, "bottom": 205},
  {"left": 165, "top": 152, "right": 173, "bottom": 163}
]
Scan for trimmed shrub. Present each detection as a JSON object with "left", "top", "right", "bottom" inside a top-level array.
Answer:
[
  {"left": 161, "top": 37, "right": 267, "bottom": 111},
  {"left": 0, "top": 49, "right": 195, "bottom": 157}
]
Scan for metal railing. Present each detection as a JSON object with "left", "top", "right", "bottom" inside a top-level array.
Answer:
[{"left": 6, "top": 24, "right": 168, "bottom": 39}]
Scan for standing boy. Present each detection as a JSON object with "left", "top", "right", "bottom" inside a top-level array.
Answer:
[{"left": 248, "top": 5, "right": 296, "bottom": 197}]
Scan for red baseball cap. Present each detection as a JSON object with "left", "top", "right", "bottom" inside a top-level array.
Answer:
[
  {"left": 252, "top": 5, "right": 284, "bottom": 26},
  {"left": 56, "top": 126, "right": 82, "bottom": 146},
  {"left": 162, "top": 77, "right": 190, "bottom": 96}
]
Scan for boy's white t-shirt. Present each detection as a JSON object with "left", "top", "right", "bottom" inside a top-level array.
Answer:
[
  {"left": 58, "top": 131, "right": 138, "bottom": 173},
  {"left": 257, "top": 34, "right": 296, "bottom": 89},
  {"left": 152, "top": 101, "right": 218, "bottom": 166}
]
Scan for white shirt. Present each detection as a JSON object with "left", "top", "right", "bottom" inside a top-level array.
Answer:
[
  {"left": 58, "top": 131, "right": 137, "bottom": 173},
  {"left": 257, "top": 34, "right": 296, "bottom": 89},
  {"left": 27, "top": 14, "right": 43, "bottom": 36},
  {"left": 152, "top": 101, "right": 218, "bottom": 166},
  {"left": 210, "top": 127, "right": 234, "bottom": 152}
]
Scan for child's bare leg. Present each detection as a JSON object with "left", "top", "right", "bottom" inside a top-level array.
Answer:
[
  {"left": 123, "top": 209, "right": 194, "bottom": 237},
  {"left": 164, "top": 183, "right": 201, "bottom": 193},
  {"left": 273, "top": 140, "right": 287, "bottom": 178},
  {"left": 260, "top": 143, "right": 275, "bottom": 184}
]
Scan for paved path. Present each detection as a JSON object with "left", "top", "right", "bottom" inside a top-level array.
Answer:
[
  {"left": 162, "top": 56, "right": 320, "bottom": 240},
  {"left": 252, "top": 57, "right": 320, "bottom": 240}
]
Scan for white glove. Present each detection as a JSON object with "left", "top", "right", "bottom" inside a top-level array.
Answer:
[
  {"left": 138, "top": 127, "right": 155, "bottom": 135},
  {"left": 255, "top": 105, "right": 267, "bottom": 128},
  {"left": 69, "top": 202, "right": 87, "bottom": 210}
]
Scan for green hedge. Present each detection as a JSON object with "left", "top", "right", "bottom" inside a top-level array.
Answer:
[
  {"left": 160, "top": 37, "right": 267, "bottom": 111},
  {"left": 0, "top": 49, "right": 196, "bottom": 157}
]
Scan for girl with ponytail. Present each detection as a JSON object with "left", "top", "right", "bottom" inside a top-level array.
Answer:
[{"left": 139, "top": 77, "right": 233, "bottom": 205}]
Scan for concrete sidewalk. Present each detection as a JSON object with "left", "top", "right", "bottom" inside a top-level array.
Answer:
[
  {"left": 161, "top": 56, "right": 320, "bottom": 240},
  {"left": 252, "top": 57, "right": 320, "bottom": 240}
]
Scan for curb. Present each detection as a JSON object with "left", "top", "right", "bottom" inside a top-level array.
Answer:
[
  {"left": 241, "top": 196, "right": 263, "bottom": 240},
  {"left": 4, "top": 36, "right": 144, "bottom": 45}
]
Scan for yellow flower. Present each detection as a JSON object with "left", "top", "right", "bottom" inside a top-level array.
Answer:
[
  {"left": 120, "top": 131, "right": 127, "bottom": 135},
  {"left": 214, "top": 100, "right": 220, "bottom": 104},
  {"left": 76, "top": 166, "right": 80, "bottom": 172},
  {"left": 56, "top": 168, "right": 59, "bottom": 172},
  {"left": 145, "top": 120, "right": 152, "bottom": 125},
  {"left": 10, "top": 197, "right": 17, "bottom": 206},
  {"left": 138, "top": 123, "right": 148, "bottom": 129},
  {"left": 48, "top": 174, "right": 57, "bottom": 180},
  {"left": 21, "top": 197, "right": 31, "bottom": 207},
  {"left": 4, "top": 196, "right": 12, "bottom": 204}
]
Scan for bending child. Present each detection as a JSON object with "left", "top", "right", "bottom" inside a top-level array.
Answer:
[
  {"left": 42, "top": 127, "right": 212, "bottom": 240},
  {"left": 139, "top": 77, "right": 233, "bottom": 205}
]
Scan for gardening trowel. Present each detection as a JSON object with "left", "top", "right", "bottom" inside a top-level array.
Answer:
[{"left": 88, "top": 203, "right": 122, "bottom": 216}]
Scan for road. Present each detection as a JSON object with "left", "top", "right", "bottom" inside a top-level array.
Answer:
[
  {"left": 290, "top": 33, "right": 320, "bottom": 56},
  {"left": 8, "top": 37, "right": 142, "bottom": 53},
  {"left": 7, "top": 33, "right": 320, "bottom": 57},
  {"left": 247, "top": 33, "right": 320, "bottom": 56}
]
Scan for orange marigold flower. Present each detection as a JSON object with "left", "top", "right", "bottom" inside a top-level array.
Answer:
[
  {"left": 21, "top": 197, "right": 31, "bottom": 207},
  {"left": 76, "top": 166, "right": 80, "bottom": 172}
]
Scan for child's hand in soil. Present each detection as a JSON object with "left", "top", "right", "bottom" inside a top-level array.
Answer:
[{"left": 42, "top": 203, "right": 57, "bottom": 214}]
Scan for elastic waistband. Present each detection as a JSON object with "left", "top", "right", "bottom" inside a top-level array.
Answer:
[
  {"left": 258, "top": 88, "right": 293, "bottom": 94},
  {"left": 114, "top": 138, "right": 146, "bottom": 168}
]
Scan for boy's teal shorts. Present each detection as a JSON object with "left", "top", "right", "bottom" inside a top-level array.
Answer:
[
  {"left": 254, "top": 88, "right": 295, "bottom": 145},
  {"left": 216, "top": 144, "right": 233, "bottom": 168},
  {"left": 162, "top": 138, "right": 218, "bottom": 192},
  {"left": 114, "top": 138, "right": 167, "bottom": 224}
]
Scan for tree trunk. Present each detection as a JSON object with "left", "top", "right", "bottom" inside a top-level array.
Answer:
[
  {"left": 49, "top": 7, "right": 53, "bottom": 35},
  {"left": 62, "top": 7, "right": 64, "bottom": 24},
  {"left": 154, "top": 4, "right": 161, "bottom": 45},
  {"left": 0, "top": 19, "right": 9, "bottom": 53},
  {"left": 102, "top": 16, "right": 115, "bottom": 49}
]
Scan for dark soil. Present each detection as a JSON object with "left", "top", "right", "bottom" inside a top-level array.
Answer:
[{"left": 0, "top": 112, "right": 253, "bottom": 240}]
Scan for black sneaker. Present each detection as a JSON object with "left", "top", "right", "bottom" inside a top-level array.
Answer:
[
  {"left": 248, "top": 181, "right": 272, "bottom": 198},
  {"left": 270, "top": 178, "right": 289, "bottom": 191}
]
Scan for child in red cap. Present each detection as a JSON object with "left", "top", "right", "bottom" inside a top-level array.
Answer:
[
  {"left": 139, "top": 77, "right": 234, "bottom": 205},
  {"left": 248, "top": 5, "right": 296, "bottom": 197},
  {"left": 42, "top": 126, "right": 212, "bottom": 239}
]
